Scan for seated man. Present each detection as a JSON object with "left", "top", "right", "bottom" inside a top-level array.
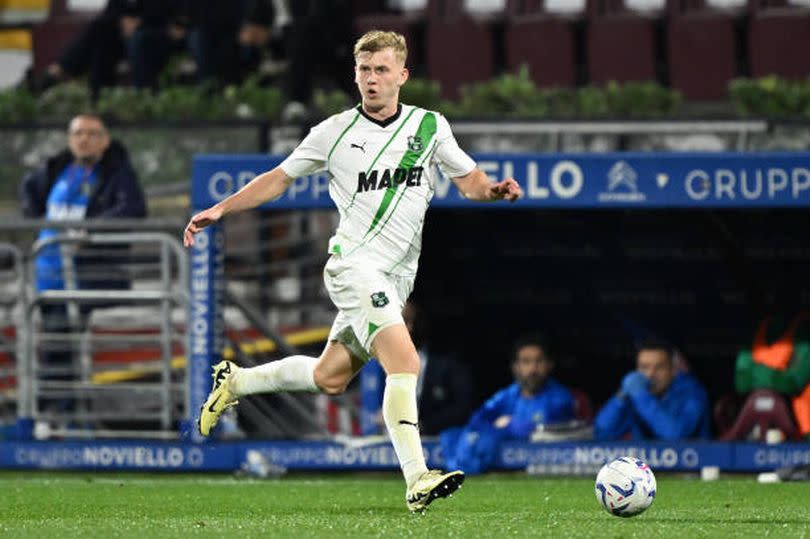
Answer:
[
  {"left": 594, "top": 338, "right": 711, "bottom": 441},
  {"left": 19, "top": 113, "right": 146, "bottom": 415},
  {"left": 441, "top": 333, "right": 576, "bottom": 474}
]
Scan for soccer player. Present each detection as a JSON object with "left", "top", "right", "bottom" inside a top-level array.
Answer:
[{"left": 183, "top": 30, "right": 522, "bottom": 512}]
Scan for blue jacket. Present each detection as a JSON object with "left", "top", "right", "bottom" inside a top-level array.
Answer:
[
  {"left": 594, "top": 372, "right": 711, "bottom": 441},
  {"left": 20, "top": 140, "right": 146, "bottom": 221},
  {"left": 468, "top": 379, "right": 575, "bottom": 439},
  {"left": 441, "top": 378, "right": 575, "bottom": 474},
  {"left": 20, "top": 140, "right": 146, "bottom": 292}
]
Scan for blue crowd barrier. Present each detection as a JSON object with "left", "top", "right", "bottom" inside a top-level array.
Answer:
[{"left": 2, "top": 440, "right": 808, "bottom": 473}]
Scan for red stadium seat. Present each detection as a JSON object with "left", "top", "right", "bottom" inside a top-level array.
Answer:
[
  {"left": 587, "top": 14, "right": 657, "bottom": 83},
  {"left": 569, "top": 387, "right": 594, "bottom": 422},
  {"left": 425, "top": 2, "right": 496, "bottom": 99},
  {"left": 749, "top": 7, "right": 810, "bottom": 79},
  {"left": 505, "top": 9, "right": 578, "bottom": 88},
  {"left": 719, "top": 389, "right": 799, "bottom": 441},
  {"left": 353, "top": 14, "right": 423, "bottom": 69},
  {"left": 30, "top": 0, "right": 98, "bottom": 73},
  {"left": 667, "top": 12, "right": 737, "bottom": 99}
]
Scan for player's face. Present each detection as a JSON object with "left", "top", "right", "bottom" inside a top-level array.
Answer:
[
  {"left": 636, "top": 349, "right": 675, "bottom": 396},
  {"left": 512, "top": 344, "right": 553, "bottom": 394},
  {"left": 68, "top": 116, "right": 110, "bottom": 165},
  {"left": 354, "top": 48, "right": 408, "bottom": 112}
]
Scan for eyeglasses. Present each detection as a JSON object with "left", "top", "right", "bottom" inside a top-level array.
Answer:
[{"left": 69, "top": 129, "right": 105, "bottom": 138}]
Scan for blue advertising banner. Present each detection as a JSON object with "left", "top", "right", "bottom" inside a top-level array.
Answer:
[
  {"left": 2, "top": 440, "right": 805, "bottom": 472},
  {"left": 497, "top": 441, "right": 731, "bottom": 471},
  {"left": 734, "top": 443, "right": 810, "bottom": 470},
  {"left": 0, "top": 441, "right": 235, "bottom": 471},
  {"left": 184, "top": 224, "right": 225, "bottom": 442},
  {"left": 238, "top": 440, "right": 443, "bottom": 470},
  {"left": 191, "top": 152, "right": 810, "bottom": 210}
]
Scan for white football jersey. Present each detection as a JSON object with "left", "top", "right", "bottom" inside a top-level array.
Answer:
[{"left": 280, "top": 103, "right": 476, "bottom": 276}]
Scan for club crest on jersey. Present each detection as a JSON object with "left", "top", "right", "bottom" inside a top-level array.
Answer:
[
  {"left": 407, "top": 135, "right": 424, "bottom": 152},
  {"left": 371, "top": 291, "right": 389, "bottom": 308}
]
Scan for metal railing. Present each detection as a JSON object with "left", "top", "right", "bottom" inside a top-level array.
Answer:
[
  {"left": 14, "top": 227, "right": 188, "bottom": 439},
  {"left": 0, "top": 243, "right": 23, "bottom": 426},
  {"left": 451, "top": 119, "right": 770, "bottom": 152}
]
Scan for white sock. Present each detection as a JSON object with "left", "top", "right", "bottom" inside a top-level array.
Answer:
[
  {"left": 230, "top": 355, "right": 318, "bottom": 397},
  {"left": 383, "top": 373, "right": 428, "bottom": 487}
]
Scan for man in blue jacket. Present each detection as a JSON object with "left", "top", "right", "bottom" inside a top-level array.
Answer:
[
  {"left": 19, "top": 113, "right": 146, "bottom": 413},
  {"left": 21, "top": 113, "right": 147, "bottom": 290},
  {"left": 441, "top": 334, "right": 576, "bottom": 474},
  {"left": 594, "top": 338, "right": 711, "bottom": 440}
]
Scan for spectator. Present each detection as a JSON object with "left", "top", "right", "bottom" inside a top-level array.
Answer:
[
  {"left": 440, "top": 333, "right": 576, "bottom": 474},
  {"left": 363, "top": 300, "right": 475, "bottom": 436},
  {"left": 282, "top": 0, "right": 354, "bottom": 115},
  {"left": 19, "top": 113, "right": 146, "bottom": 414},
  {"left": 237, "top": 0, "right": 279, "bottom": 75},
  {"left": 176, "top": 0, "right": 278, "bottom": 86},
  {"left": 41, "top": 0, "right": 186, "bottom": 99},
  {"left": 594, "top": 337, "right": 711, "bottom": 441}
]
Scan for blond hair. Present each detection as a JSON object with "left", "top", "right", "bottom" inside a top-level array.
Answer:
[{"left": 353, "top": 30, "right": 407, "bottom": 65}]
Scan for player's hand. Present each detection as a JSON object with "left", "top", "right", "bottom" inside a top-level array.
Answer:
[
  {"left": 621, "top": 371, "right": 650, "bottom": 398},
  {"left": 183, "top": 205, "right": 223, "bottom": 247},
  {"left": 489, "top": 178, "right": 522, "bottom": 202}
]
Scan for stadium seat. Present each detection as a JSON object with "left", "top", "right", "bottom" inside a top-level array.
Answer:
[
  {"left": 354, "top": 12, "right": 425, "bottom": 73},
  {"left": 749, "top": 8, "right": 810, "bottom": 79},
  {"left": 569, "top": 387, "right": 594, "bottom": 422},
  {"left": 586, "top": 14, "right": 658, "bottom": 84},
  {"left": 667, "top": 11, "right": 737, "bottom": 99},
  {"left": 504, "top": 5, "right": 579, "bottom": 88},
  {"left": 719, "top": 389, "right": 799, "bottom": 441},
  {"left": 712, "top": 392, "right": 742, "bottom": 435},
  {"left": 585, "top": 0, "right": 664, "bottom": 84},
  {"left": 30, "top": 0, "right": 99, "bottom": 73},
  {"left": 425, "top": 0, "right": 496, "bottom": 99}
]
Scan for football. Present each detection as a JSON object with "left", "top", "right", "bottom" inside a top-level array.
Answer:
[{"left": 594, "top": 457, "right": 657, "bottom": 517}]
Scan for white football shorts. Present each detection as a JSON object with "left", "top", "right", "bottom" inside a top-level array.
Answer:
[{"left": 323, "top": 254, "right": 414, "bottom": 362}]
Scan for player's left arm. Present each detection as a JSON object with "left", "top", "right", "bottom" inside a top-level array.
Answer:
[
  {"left": 432, "top": 113, "right": 521, "bottom": 202},
  {"left": 451, "top": 168, "right": 522, "bottom": 202}
]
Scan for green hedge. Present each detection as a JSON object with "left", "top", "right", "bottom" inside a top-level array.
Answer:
[
  {"left": 7, "top": 72, "right": 810, "bottom": 123},
  {"left": 729, "top": 76, "right": 810, "bottom": 118},
  {"left": 0, "top": 76, "right": 284, "bottom": 123}
]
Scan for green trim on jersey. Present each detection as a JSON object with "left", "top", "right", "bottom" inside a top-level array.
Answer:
[
  {"left": 368, "top": 321, "right": 380, "bottom": 336},
  {"left": 327, "top": 111, "right": 361, "bottom": 162},
  {"left": 344, "top": 106, "right": 418, "bottom": 213},
  {"left": 364, "top": 107, "right": 418, "bottom": 176},
  {"left": 385, "top": 137, "right": 440, "bottom": 273},
  {"left": 367, "top": 137, "right": 438, "bottom": 249},
  {"left": 364, "top": 112, "right": 437, "bottom": 237}
]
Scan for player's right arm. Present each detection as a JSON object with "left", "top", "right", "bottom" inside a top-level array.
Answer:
[
  {"left": 184, "top": 113, "right": 334, "bottom": 247},
  {"left": 183, "top": 166, "right": 293, "bottom": 247}
]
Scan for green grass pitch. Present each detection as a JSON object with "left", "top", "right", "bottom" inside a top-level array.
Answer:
[{"left": 2, "top": 471, "right": 809, "bottom": 538}]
